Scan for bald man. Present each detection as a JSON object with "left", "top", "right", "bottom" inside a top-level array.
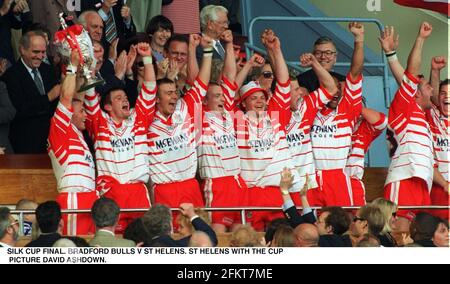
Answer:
[{"left": 294, "top": 223, "right": 319, "bottom": 247}]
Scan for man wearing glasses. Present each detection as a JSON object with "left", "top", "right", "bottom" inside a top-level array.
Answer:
[
  {"left": 0, "top": 207, "right": 19, "bottom": 248},
  {"left": 297, "top": 37, "right": 346, "bottom": 93}
]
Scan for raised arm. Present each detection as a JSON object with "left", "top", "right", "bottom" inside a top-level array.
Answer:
[
  {"left": 60, "top": 51, "right": 81, "bottom": 109},
  {"left": 430, "top": 56, "right": 446, "bottom": 107},
  {"left": 262, "top": 29, "right": 289, "bottom": 84},
  {"left": 197, "top": 35, "right": 214, "bottom": 85},
  {"left": 187, "top": 34, "right": 201, "bottom": 84},
  {"left": 407, "top": 22, "right": 432, "bottom": 77},
  {"left": 221, "top": 30, "right": 237, "bottom": 82},
  {"left": 300, "top": 53, "right": 337, "bottom": 95},
  {"left": 379, "top": 26, "right": 404, "bottom": 85},
  {"left": 349, "top": 22, "right": 365, "bottom": 80},
  {"left": 235, "top": 53, "right": 265, "bottom": 88}
]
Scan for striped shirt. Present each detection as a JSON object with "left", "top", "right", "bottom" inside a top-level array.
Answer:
[
  {"left": 311, "top": 74, "right": 363, "bottom": 170},
  {"left": 236, "top": 80, "right": 300, "bottom": 189},
  {"left": 346, "top": 113, "right": 388, "bottom": 180},
  {"left": 148, "top": 79, "right": 207, "bottom": 184},
  {"left": 385, "top": 72, "right": 434, "bottom": 189},
  {"left": 48, "top": 103, "right": 96, "bottom": 193},
  {"left": 84, "top": 82, "right": 156, "bottom": 185},
  {"left": 198, "top": 77, "right": 241, "bottom": 179},
  {"left": 286, "top": 86, "right": 333, "bottom": 190},
  {"left": 426, "top": 106, "right": 449, "bottom": 181}
]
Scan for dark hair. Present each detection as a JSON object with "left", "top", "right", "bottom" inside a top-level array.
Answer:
[
  {"left": 386, "top": 129, "right": 398, "bottom": 158},
  {"left": 322, "top": 207, "right": 351, "bottom": 236},
  {"left": 142, "top": 204, "right": 172, "bottom": 239},
  {"left": 265, "top": 218, "right": 290, "bottom": 243},
  {"left": 440, "top": 79, "right": 450, "bottom": 89},
  {"left": 410, "top": 212, "right": 444, "bottom": 242},
  {"left": 164, "top": 34, "right": 189, "bottom": 52},
  {"left": 314, "top": 36, "right": 336, "bottom": 47},
  {"left": 91, "top": 198, "right": 120, "bottom": 228},
  {"left": 146, "top": 15, "right": 174, "bottom": 36},
  {"left": 156, "top": 78, "right": 176, "bottom": 97},
  {"left": 123, "top": 218, "right": 148, "bottom": 244},
  {"left": 36, "top": 201, "right": 61, "bottom": 234}
]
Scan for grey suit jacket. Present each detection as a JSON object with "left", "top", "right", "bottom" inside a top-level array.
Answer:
[
  {"left": 89, "top": 230, "right": 136, "bottom": 247},
  {"left": 0, "top": 81, "right": 15, "bottom": 153}
]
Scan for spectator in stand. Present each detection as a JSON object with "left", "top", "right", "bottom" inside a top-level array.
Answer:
[
  {"left": 26, "top": 201, "right": 63, "bottom": 247},
  {"left": 157, "top": 35, "right": 189, "bottom": 92},
  {"left": 197, "top": 5, "right": 229, "bottom": 62},
  {"left": 80, "top": 0, "right": 137, "bottom": 56},
  {"left": 146, "top": 15, "right": 174, "bottom": 63},
  {"left": 78, "top": 11, "right": 105, "bottom": 43},
  {"left": 316, "top": 207, "right": 353, "bottom": 247},
  {"left": 90, "top": 198, "right": 135, "bottom": 247},
  {"left": 0, "top": 207, "right": 19, "bottom": 248},
  {"left": 162, "top": 0, "right": 200, "bottom": 35},
  {"left": 350, "top": 205, "right": 385, "bottom": 246},
  {"left": 235, "top": 53, "right": 266, "bottom": 88},
  {"left": 15, "top": 199, "right": 38, "bottom": 237},
  {"left": 270, "top": 225, "right": 296, "bottom": 247},
  {"left": 371, "top": 198, "right": 399, "bottom": 247},
  {"left": 176, "top": 209, "right": 211, "bottom": 237},
  {"left": 410, "top": 212, "right": 449, "bottom": 248},
  {"left": 123, "top": 218, "right": 148, "bottom": 246},
  {"left": 0, "top": 79, "right": 15, "bottom": 154},
  {"left": 297, "top": 36, "right": 345, "bottom": 93},
  {"left": 1, "top": 30, "right": 60, "bottom": 154},
  {"left": 294, "top": 224, "right": 320, "bottom": 247},
  {"left": 200, "top": 0, "right": 241, "bottom": 34},
  {"left": 0, "top": 0, "right": 32, "bottom": 66},
  {"left": 143, "top": 203, "right": 218, "bottom": 247},
  {"left": 229, "top": 225, "right": 261, "bottom": 247},
  {"left": 264, "top": 218, "right": 291, "bottom": 246}
]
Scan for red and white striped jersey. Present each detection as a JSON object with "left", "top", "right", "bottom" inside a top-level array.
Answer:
[
  {"left": 311, "top": 74, "right": 363, "bottom": 170},
  {"left": 236, "top": 80, "right": 300, "bottom": 189},
  {"left": 346, "top": 113, "right": 388, "bottom": 180},
  {"left": 84, "top": 82, "right": 156, "bottom": 184},
  {"left": 198, "top": 77, "right": 241, "bottom": 179},
  {"left": 286, "top": 86, "right": 333, "bottom": 190},
  {"left": 426, "top": 106, "right": 449, "bottom": 181},
  {"left": 48, "top": 103, "right": 96, "bottom": 193},
  {"left": 148, "top": 79, "right": 207, "bottom": 184},
  {"left": 385, "top": 72, "right": 434, "bottom": 189}
]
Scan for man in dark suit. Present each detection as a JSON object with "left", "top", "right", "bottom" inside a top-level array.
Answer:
[
  {"left": 143, "top": 203, "right": 218, "bottom": 247},
  {"left": 297, "top": 36, "right": 346, "bottom": 93},
  {"left": 80, "top": 0, "right": 136, "bottom": 57},
  {"left": 26, "top": 201, "right": 63, "bottom": 247},
  {"left": 1, "top": 31, "right": 60, "bottom": 154},
  {"left": 196, "top": 4, "right": 229, "bottom": 63},
  {"left": 0, "top": 81, "right": 15, "bottom": 154},
  {"left": 0, "top": 0, "right": 31, "bottom": 65},
  {"left": 0, "top": 207, "right": 19, "bottom": 248}
]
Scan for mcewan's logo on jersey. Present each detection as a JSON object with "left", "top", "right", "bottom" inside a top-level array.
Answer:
[
  {"left": 111, "top": 136, "right": 135, "bottom": 153},
  {"left": 437, "top": 138, "right": 449, "bottom": 148},
  {"left": 155, "top": 134, "right": 189, "bottom": 152},
  {"left": 248, "top": 138, "right": 275, "bottom": 153},
  {"left": 286, "top": 131, "right": 306, "bottom": 146},
  {"left": 214, "top": 134, "right": 237, "bottom": 150},
  {"left": 311, "top": 125, "right": 338, "bottom": 138}
]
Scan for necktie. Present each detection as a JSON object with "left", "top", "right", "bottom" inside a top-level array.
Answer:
[
  {"left": 105, "top": 11, "right": 118, "bottom": 44},
  {"left": 32, "top": 69, "right": 45, "bottom": 95},
  {"left": 215, "top": 41, "right": 225, "bottom": 59}
]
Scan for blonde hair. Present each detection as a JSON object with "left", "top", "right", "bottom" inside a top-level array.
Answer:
[
  {"left": 371, "top": 198, "right": 397, "bottom": 235},
  {"left": 229, "top": 225, "right": 261, "bottom": 247}
]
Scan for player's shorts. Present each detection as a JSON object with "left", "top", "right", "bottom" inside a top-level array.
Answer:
[
  {"left": 247, "top": 186, "right": 285, "bottom": 232},
  {"left": 384, "top": 177, "right": 431, "bottom": 215},
  {"left": 308, "top": 169, "right": 354, "bottom": 207},
  {"left": 430, "top": 184, "right": 449, "bottom": 220},
  {"left": 350, "top": 178, "right": 367, "bottom": 206},
  {"left": 202, "top": 175, "right": 248, "bottom": 227},
  {"left": 57, "top": 191, "right": 98, "bottom": 236}
]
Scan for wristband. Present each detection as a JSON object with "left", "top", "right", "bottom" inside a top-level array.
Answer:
[
  {"left": 387, "top": 54, "right": 398, "bottom": 62},
  {"left": 385, "top": 51, "right": 397, "bottom": 57},
  {"left": 203, "top": 47, "right": 214, "bottom": 53},
  {"left": 143, "top": 56, "right": 153, "bottom": 65},
  {"left": 203, "top": 53, "right": 213, "bottom": 58},
  {"left": 66, "top": 64, "right": 77, "bottom": 74}
]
